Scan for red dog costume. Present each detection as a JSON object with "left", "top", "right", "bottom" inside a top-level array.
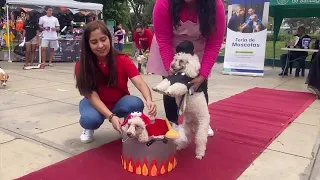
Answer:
[{"left": 121, "top": 112, "right": 168, "bottom": 136}]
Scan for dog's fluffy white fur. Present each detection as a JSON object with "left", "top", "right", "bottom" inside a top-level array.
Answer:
[
  {"left": 152, "top": 53, "right": 200, "bottom": 97},
  {"left": 0, "top": 67, "right": 9, "bottom": 87},
  {"left": 121, "top": 117, "right": 149, "bottom": 143},
  {"left": 152, "top": 52, "right": 210, "bottom": 160},
  {"left": 174, "top": 94, "right": 210, "bottom": 160},
  {"left": 136, "top": 54, "right": 151, "bottom": 75}
]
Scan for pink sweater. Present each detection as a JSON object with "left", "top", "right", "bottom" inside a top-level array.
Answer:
[{"left": 153, "top": 0, "right": 226, "bottom": 78}]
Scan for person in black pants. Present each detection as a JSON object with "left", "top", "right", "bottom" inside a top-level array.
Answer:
[
  {"left": 163, "top": 79, "right": 209, "bottom": 125},
  {"left": 279, "top": 26, "right": 311, "bottom": 77}
]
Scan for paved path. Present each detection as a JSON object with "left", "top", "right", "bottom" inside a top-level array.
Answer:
[{"left": 0, "top": 62, "right": 319, "bottom": 180}]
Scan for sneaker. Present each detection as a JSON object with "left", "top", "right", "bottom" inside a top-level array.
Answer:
[
  {"left": 80, "top": 129, "right": 94, "bottom": 143},
  {"left": 278, "top": 72, "right": 288, "bottom": 76},
  {"left": 40, "top": 63, "right": 45, "bottom": 69},
  {"left": 208, "top": 126, "right": 214, "bottom": 137}
]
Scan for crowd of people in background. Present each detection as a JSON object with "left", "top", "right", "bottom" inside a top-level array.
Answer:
[{"left": 21, "top": 6, "right": 60, "bottom": 69}]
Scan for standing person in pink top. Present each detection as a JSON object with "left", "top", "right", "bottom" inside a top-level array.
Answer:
[
  {"left": 114, "top": 24, "right": 125, "bottom": 52},
  {"left": 147, "top": 0, "right": 226, "bottom": 136}
]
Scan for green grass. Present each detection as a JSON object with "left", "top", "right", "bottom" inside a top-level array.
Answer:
[{"left": 123, "top": 43, "right": 133, "bottom": 55}]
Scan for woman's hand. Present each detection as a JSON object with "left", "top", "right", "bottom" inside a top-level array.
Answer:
[
  {"left": 110, "top": 116, "right": 122, "bottom": 134},
  {"left": 130, "top": 76, "right": 156, "bottom": 117},
  {"left": 189, "top": 75, "right": 206, "bottom": 91},
  {"left": 146, "top": 100, "right": 157, "bottom": 117},
  {"left": 168, "top": 68, "right": 174, "bottom": 75}
]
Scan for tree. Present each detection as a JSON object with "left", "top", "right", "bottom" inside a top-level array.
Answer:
[
  {"left": 141, "top": 0, "right": 155, "bottom": 24},
  {"left": 283, "top": 18, "right": 320, "bottom": 33},
  {"left": 103, "top": 0, "right": 130, "bottom": 25},
  {"left": 75, "top": 0, "right": 130, "bottom": 26}
]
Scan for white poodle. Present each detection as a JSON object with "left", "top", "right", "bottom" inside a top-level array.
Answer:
[
  {"left": 152, "top": 40, "right": 210, "bottom": 160},
  {"left": 136, "top": 51, "right": 151, "bottom": 75},
  {"left": 121, "top": 112, "right": 149, "bottom": 143}
]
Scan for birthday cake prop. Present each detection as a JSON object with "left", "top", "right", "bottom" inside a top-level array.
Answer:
[{"left": 121, "top": 112, "right": 178, "bottom": 176}]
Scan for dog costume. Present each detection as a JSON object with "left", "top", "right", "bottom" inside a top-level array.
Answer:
[{"left": 121, "top": 112, "right": 168, "bottom": 136}]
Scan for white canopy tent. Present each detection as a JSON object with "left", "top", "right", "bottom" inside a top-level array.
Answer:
[
  {"left": 4, "top": 0, "right": 103, "bottom": 62},
  {"left": 6, "top": 0, "right": 103, "bottom": 11}
]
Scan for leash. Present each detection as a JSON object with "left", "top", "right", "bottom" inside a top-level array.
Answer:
[
  {"left": 177, "top": 86, "right": 195, "bottom": 116},
  {"left": 177, "top": 94, "right": 185, "bottom": 116}
]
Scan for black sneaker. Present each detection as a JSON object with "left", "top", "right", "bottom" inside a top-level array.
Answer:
[{"left": 279, "top": 72, "right": 288, "bottom": 76}]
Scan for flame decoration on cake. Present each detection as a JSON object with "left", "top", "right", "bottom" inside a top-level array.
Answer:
[{"left": 121, "top": 155, "right": 177, "bottom": 176}]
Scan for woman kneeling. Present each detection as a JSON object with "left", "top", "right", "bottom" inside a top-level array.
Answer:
[{"left": 75, "top": 21, "right": 157, "bottom": 143}]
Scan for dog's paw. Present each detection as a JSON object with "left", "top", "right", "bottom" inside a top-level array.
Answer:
[
  {"left": 195, "top": 155, "right": 204, "bottom": 160},
  {"left": 152, "top": 87, "right": 161, "bottom": 93},
  {"left": 152, "top": 86, "right": 166, "bottom": 94},
  {"left": 176, "top": 145, "right": 185, "bottom": 151},
  {"left": 164, "top": 89, "right": 173, "bottom": 96}
]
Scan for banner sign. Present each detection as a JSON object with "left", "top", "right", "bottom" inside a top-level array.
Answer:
[
  {"left": 270, "top": 0, "right": 320, "bottom": 6},
  {"left": 223, "top": 0, "right": 270, "bottom": 76}
]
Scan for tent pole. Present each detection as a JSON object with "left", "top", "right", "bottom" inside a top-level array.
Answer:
[
  {"left": 6, "top": 4, "right": 12, "bottom": 63},
  {"left": 273, "top": 41, "right": 276, "bottom": 68}
]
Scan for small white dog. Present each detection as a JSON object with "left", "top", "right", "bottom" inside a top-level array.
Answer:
[
  {"left": 0, "top": 67, "right": 9, "bottom": 87},
  {"left": 136, "top": 50, "right": 152, "bottom": 75},
  {"left": 121, "top": 112, "right": 150, "bottom": 143},
  {"left": 152, "top": 40, "right": 210, "bottom": 160}
]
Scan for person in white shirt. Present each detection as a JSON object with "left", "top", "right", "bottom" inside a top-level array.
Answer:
[{"left": 39, "top": 6, "right": 60, "bottom": 68}]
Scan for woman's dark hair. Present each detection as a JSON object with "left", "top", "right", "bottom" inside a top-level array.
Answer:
[
  {"left": 45, "top": 6, "right": 53, "bottom": 11},
  {"left": 76, "top": 20, "right": 119, "bottom": 96},
  {"left": 169, "top": 0, "right": 216, "bottom": 37},
  {"left": 135, "top": 23, "right": 143, "bottom": 30},
  {"left": 27, "top": 11, "right": 38, "bottom": 24}
]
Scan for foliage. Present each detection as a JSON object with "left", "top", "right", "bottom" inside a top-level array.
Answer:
[
  {"left": 141, "top": 0, "right": 156, "bottom": 24},
  {"left": 267, "top": 33, "right": 320, "bottom": 41},
  {"left": 127, "top": 0, "right": 155, "bottom": 29},
  {"left": 75, "top": 0, "right": 130, "bottom": 26},
  {"left": 283, "top": 18, "right": 320, "bottom": 33}
]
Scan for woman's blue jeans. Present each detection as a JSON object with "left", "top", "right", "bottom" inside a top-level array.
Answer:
[
  {"left": 114, "top": 43, "right": 124, "bottom": 52},
  {"left": 79, "top": 95, "right": 144, "bottom": 130}
]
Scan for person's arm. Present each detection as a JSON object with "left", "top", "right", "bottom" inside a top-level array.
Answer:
[
  {"left": 53, "top": 18, "right": 60, "bottom": 31},
  {"left": 38, "top": 17, "right": 44, "bottom": 30},
  {"left": 74, "top": 62, "right": 113, "bottom": 119},
  {"left": 199, "top": 0, "right": 226, "bottom": 78},
  {"left": 131, "top": 76, "right": 153, "bottom": 102},
  {"left": 123, "top": 55, "right": 153, "bottom": 102},
  {"left": 133, "top": 32, "right": 141, "bottom": 50},
  {"left": 87, "top": 92, "right": 114, "bottom": 119},
  {"left": 146, "top": 29, "right": 153, "bottom": 50},
  {"left": 153, "top": 0, "right": 174, "bottom": 71},
  {"left": 115, "top": 30, "right": 122, "bottom": 35},
  {"left": 36, "top": 24, "right": 40, "bottom": 35},
  {"left": 22, "top": 24, "right": 26, "bottom": 38}
]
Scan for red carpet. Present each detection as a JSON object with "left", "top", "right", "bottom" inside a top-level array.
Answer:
[{"left": 17, "top": 88, "right": 315, "bottom": 180}]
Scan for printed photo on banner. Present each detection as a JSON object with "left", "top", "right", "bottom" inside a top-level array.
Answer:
[
  {"left": 223, "top": 0, "right": 269, "bottom": 77},
  {"left": 227, "top": 4, "right": 267, "bottom": 33}
]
